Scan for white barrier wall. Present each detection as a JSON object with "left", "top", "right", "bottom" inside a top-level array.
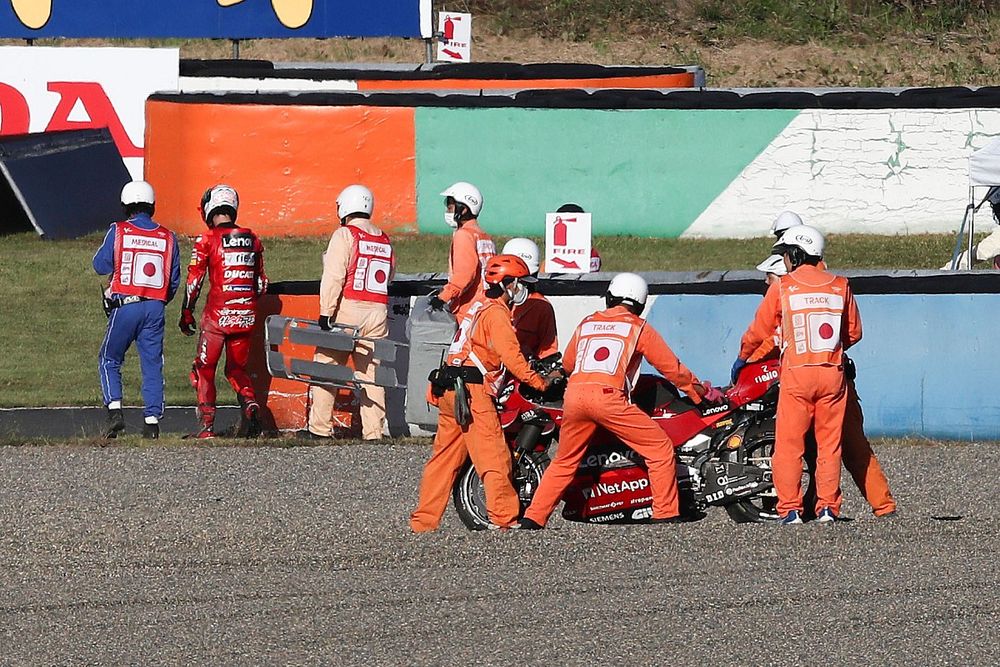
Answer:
[{"left": 683, "top": 108, "right": 1000, "bottom": 237}]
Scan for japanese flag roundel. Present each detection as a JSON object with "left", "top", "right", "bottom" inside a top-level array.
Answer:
[
  {"left": 132, "top": 252, "right": 165, "bottom": 289},
  {"left": 579, "top": 337, "right": 625, "bottom": 374},
  {"left": 806, "top": 312, "right": 841, "bottom": 353},
  {"left": 365, "top": 258, "right": 391, "bottom": 295}
]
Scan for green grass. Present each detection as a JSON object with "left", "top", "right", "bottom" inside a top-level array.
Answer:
[
  {"left": 472, "top": 0, "right": 1000, "bottom": 44},
  {"left": 0, "top": 230, "right": 970, "bottom": 407}
]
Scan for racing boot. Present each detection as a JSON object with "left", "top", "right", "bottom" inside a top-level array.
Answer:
[
  {"left": 141, "top": 421, "right": 160, "bottom": 440},
  {"left": 188, "top": 407, "right": 215, "bottom": 440},
  {"left": 236, "top": 398, "right": 262, "bottom": 438},
  {"left": 104, "top": 408, "right": 125, "bottom": 439}
]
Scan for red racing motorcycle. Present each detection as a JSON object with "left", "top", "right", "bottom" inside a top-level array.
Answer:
[{"left": 451, "top": 356, "right": 788, "bottom": 529}]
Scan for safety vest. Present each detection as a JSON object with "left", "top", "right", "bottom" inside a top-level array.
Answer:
[
  {"left": 446, "top": 297, "right": 506, "bottom": 394},
  {"left": 343, "top": 225, "right": 393, "bottom": 304},
  {"left": 778, "top": 271, "right": 850, "bottom": 368},
  {"left": 569, "top": 310, "right": 645, "bottom": 390},
  {"left": 476, "top": 237, "right": 496, "bottom": 287},
  {"left": 110, "top": 221, "right": 173, "bottom": 301}
]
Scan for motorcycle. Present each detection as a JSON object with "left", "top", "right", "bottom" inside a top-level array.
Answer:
[{"left": 451, "top": 356, "right": 791, "bottom": 529}]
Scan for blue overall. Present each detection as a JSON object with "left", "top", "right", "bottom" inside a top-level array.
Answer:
[{"left": 93, "top": 213, "right": 180, "bottom": 417}]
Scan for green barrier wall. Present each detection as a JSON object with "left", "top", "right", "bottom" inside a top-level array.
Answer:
[{"left": 414, "top": 107, "right": 797, "bottom": 236}]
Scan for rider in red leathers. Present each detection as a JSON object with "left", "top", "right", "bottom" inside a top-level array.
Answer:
[{"left": 179, "top": 184, "right": 268, "bottom": 438}]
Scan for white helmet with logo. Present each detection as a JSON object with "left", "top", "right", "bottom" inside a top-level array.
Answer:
[
  {"left": 607, "top": 272, "right": 648, "bottom": 309},
  {"left": 501, "top": 238, "right": 540, "bottom": 274},
  {"left": 201, "top": 184, "right": 239, "bottom": 224},
  {"left": 771, "top": 210, "right": 803, "bottom": 236},
  {"left": 756, "top": 254, "right": 787, "bottom": 276},
  {"left": 121, "top": 180, "right": 155, "bottom": 206},
  {"left": 337, "top": 184, "right": 374, "bottom": 221},
  {"left": 441, "top": 182, "right": 483, "bottom": 228},
  {"left": 775, "top": 224, "right": 825, "bottom": 258}
]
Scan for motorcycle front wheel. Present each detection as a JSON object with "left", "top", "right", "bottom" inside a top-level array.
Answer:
[
  {"left": 452, "top": 452, "right": 549, "bottom": 531},
  {"left": 723, "top": 425, "right": 812, "bottom": 524}
]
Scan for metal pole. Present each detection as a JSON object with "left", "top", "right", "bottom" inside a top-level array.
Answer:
[
  {"left": 968, "top": 186, "right": 976, "bottom": 270},
  {"left": 232, "top": 39, "right": 240, "bottom": 59},
  {"left": 424, "top": 38, "right": 433, "bottom": 64}
]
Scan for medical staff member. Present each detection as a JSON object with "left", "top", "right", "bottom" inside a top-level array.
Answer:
[
  {"left": 501, "top": 238, "right": 558, "bottom": 359},
  {"left": 179, "top": 184, "right": 267, "bottom": 439},
  {"left": 735, "top": 226, "right": 862, "bottom": 525},
  {"left": 306, "top": 185, "right": 395, "bottom": 441},
  {"left": 428, "top": 182, "right": 495, "bottom": 320},
  {"left": 94, "top": 180, "right": 180, "bottom": 440},
  {"left": 411, "top": 255, "right": 557, "bottom": 532},
  {"left": 520, "top": 273, "right": 722, "bottom": 529}
]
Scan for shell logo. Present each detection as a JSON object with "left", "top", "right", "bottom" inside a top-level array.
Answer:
[{"left": 11, "top": 0, "right": 314, "bottom": 30}]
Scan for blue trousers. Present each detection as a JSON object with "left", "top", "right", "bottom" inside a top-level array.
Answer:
[{"left": 98, "top": 300, "right": 166, "bottom": 418}]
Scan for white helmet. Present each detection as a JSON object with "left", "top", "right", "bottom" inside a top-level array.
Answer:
[
  {"left": 607, "top": 272, "right": 648, "bottom": 309},
  {"left": 337, "top": 184, "right": 374, "bottom": 221},
  {"left": 441, "top": 181, "right": 483, "bottom": 218},
  {"left": 755, "top": 254, "right": 787, "bottom": 276},
  {"left": 775, "top": 224, "right": 825, "bottom": 258},
  {"left": 201, "top": 184, "right": 239, "bottom": 223},
  {"left": 501, "top": 238, "right": 540, "bottom": 274},
  {"left": 771, "top": 210, "right": 803, "bottom": 236},
  {"left": 121, "top": 180, "right": 155, "bottom": 206}
]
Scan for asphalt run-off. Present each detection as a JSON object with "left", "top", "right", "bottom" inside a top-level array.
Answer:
[{"left": 0, "top": 441, "right": 996, "bottom": 664}]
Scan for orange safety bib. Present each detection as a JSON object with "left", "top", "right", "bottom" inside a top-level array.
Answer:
[
  {"left": 569, "top": 310, "right": 645, "bottom": 390},
  {"left": 446, "top": 297, "right": 506, "bottom": 395},
  {"left": 778, "top": 272, "right": 850, "bottom": 368}
]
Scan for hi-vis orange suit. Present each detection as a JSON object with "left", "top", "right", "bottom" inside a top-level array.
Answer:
[
  {"left": 740, "top": 264, "right": 862, "bottom": 517},
  {"left": 523, "top": 305, "right": 708, "bottom": 525},
  {"left": 747, "top": 331, "right": 895, "bottom": 516},
  {"left": 410, "top": 295, "right": 547, "bottom": 532},
  {"left": 438, "top": 221, "right": 495, "bottom": 320},
  {"left": 512, "top": 290, "right": 559, "bottom": 359}
]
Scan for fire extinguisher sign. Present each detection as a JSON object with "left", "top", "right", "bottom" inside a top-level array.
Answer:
[
  {"left": 436, "top": 12, "right": 472, "bottom": 63},
  {"left": 544, "top": 212, "right": 592, "bottom": 274}
]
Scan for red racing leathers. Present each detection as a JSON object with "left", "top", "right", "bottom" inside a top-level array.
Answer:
[{"left": 182, "top": 225, "right": 267, "bottom": 423}]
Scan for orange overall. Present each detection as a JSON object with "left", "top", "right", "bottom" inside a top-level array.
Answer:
[
  {"left": 748, "top": 335, "right": 895, "bottom": 516},
  {"left": 511, "top": 290, "right": 559, "bottom": 359},
  {"left": 438, "top": 221, "right": 495, "bottom": 321},
  {"left": 410, "top": 296, "right": 547, "bottom": 532},
  {"left": 740, "top": 264, "right": 862, "bottom": 517},
  {"left": 523, "top": 306, "right": 708, "bottom": 525}
]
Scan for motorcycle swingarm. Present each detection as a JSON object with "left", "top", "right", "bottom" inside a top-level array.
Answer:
[{"left": 700, "top": 460, "right": 772, "bottom": 506}]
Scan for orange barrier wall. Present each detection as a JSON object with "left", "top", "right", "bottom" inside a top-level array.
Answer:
[
  {"left": 356, "top": 72, "right": 695, "bottom": 91},
  {"left": 144, "top": 99, "right": 417, "bottom": 236}
]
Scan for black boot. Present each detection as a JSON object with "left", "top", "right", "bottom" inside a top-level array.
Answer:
[
  {"left": 141, "top": 422, "right": 159, "bottom": 439},
  {"left": 237, "top": 399, "right": 262, "bottom": 438},
  {"left": 104, "top": 408, "right": 125, "bottom": 439}
]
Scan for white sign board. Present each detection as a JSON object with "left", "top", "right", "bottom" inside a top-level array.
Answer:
[
  {"left": 545, "top": 212, "right": 592, "bottom": 273},
  {"left": 436, "top": 12, "right": 471, "bottom": 63},
  {"left": 0, "top": 47, "right": 180, "bottom": 180}
]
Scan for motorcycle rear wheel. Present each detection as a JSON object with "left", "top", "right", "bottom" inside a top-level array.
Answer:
[
  {"left": 452, "top": 453, "right": 548, "bottom": 531},
  {"left": 723, "top": 425, "right": 812, "bottom": 524}
]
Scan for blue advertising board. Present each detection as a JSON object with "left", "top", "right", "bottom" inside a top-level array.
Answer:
[{"left": 0, "top": 0, "right": 429, "bottom": 39}]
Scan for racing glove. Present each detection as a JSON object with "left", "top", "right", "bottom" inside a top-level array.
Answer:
[
  {"left": 730, "top": 358, "right": 747, "bottom": 384},
  {"left": 179, "top": 309, "right": 197, "bottom": 336},
  {"left": 318, "top": 315, "right": 333, "bottom": 331},
  {"left": 702, "top": 382, "right": 725, "bottom": 404}
]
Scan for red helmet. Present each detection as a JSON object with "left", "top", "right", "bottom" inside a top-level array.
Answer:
[{"left": 484, "top": 254, "right": 536, "bottom": 286}]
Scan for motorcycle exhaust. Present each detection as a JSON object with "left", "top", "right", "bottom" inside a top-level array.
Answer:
[{"left": 514, "top": 423, "right": 544, "bottom": 453}]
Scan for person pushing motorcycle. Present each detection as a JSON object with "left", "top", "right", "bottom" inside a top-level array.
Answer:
[
  {"left": 410, "top": 255, "right": 559, "bottom": 532},
  {"left": 520, "top": 273, "right": 723, "bottom": 529},
  {"left": 748, "top": 216, "right": 896, "bottom": 518},
  {"left": 734, "top": 226, "right": 862, "bottom": 524}
]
